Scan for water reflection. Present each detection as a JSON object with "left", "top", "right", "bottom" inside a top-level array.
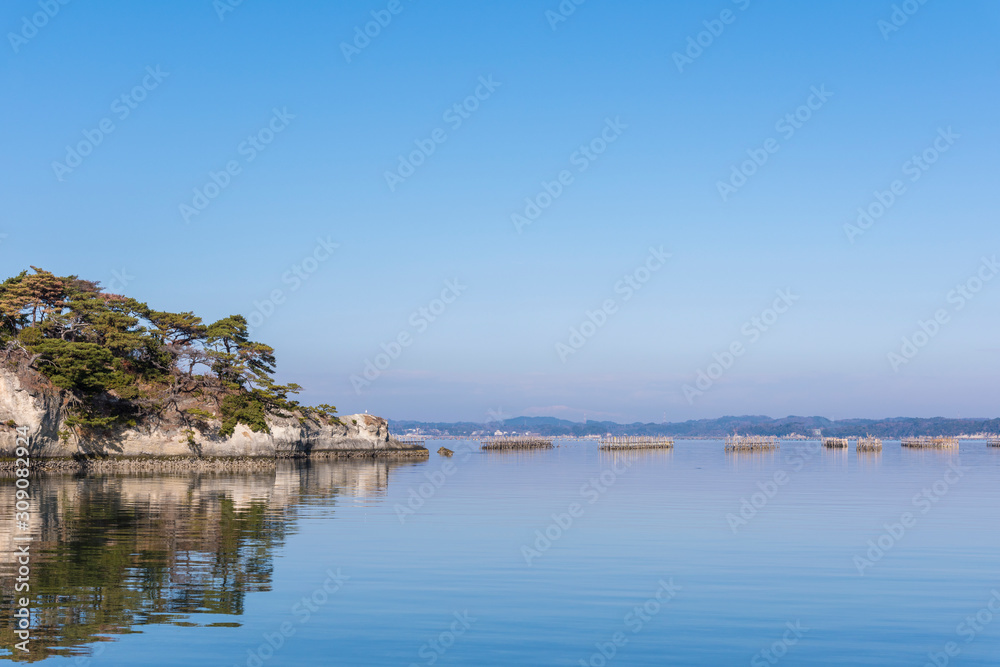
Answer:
[
  {"left": 599, "top": 448, "right": 674, "bottom": 468},
  {"left": 0, "top": 459, "right": 421, "bottom": 661},
  {"left": 822, "top": 444, "right": 849, "bottom": 469},
  {"left": 724, "top": 448, "right": 780, "bottom": 471},
  {"left": 855, "top": 449, "right": 883, "bottom": 470},
  {"left": 479, "top": 448, "right": 553, "bottom": 463}
]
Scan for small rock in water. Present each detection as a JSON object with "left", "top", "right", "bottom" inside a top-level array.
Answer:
[{"left": 438, "top": 447, "right": 454, "bottom": 457}]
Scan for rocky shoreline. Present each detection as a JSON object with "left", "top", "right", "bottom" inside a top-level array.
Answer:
[
  {"left": 0, "top": 447, "right": 430, "bottom": 474},
  {"left": 0, "top": 366, "right": 427, "bottom": 465}
]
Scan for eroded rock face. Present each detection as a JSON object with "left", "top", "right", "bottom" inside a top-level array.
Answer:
[
  {"left": 0, "top": 364, "right": 63, "bottom": 455},
  {"left": 0, "top": 367, "right": 424, "bottom": 458}
]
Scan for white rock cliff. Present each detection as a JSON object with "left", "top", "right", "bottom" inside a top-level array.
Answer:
[{"left": 0, "top": 366, "right": 423, "bottom": 458}]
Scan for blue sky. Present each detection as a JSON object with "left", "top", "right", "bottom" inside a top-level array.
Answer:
[{"left": 2, "top": 0, "right": 999, "bottom": 422}]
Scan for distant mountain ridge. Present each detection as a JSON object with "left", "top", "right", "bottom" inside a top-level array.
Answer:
[{"left": 389, "top": 415, "right": 1000, "bottom": 438}]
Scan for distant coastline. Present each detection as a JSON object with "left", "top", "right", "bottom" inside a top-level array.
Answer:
[{"left": 390, "top": 415, "right": 1000, "bottom": 440}]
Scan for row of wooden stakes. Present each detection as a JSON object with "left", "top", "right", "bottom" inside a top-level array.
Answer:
[
  {"left": 599, "top": 436, "right": 675, "bottom": 450},
  {"left": 406, "top": 434, "right": 992, "bottom": 452},
  {"left": 900, "top": 436, "right": 959, "bottom": 449},
  {"left": 724, "top": 435, "right": 780, "bottom": 451},
  {"left": 480, "top": 436, "right": 554, "bottom": 450},
  {"left": 824, "top": 437, "right": 883, "bottom": 451}
]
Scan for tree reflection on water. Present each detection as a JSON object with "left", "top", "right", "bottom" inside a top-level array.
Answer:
[{"left": 0, "top": 459, "right": 417, "bottom": 662}]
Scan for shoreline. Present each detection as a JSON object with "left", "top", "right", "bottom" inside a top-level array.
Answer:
[{"left": 1, "top": 446, "right": 429, "bottom": 473}]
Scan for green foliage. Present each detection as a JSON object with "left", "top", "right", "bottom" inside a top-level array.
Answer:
[
  {"left": 308, "top": 403, "right": 340, "bottom": 424},
  {"left": 148, "top": 309, "right": 207, "bottom": 345},
  {"left": 17, "top": 324, "right": 42, "bottom": 345},
  {"left": 219, "top": 393, "right": 269, "bottom": 438},
  {"left": 28, "top": 338, "right": 116, "bottom": 394},
  {"left": 2, "top": 267, "right": 313, "bottom": 439},
  {"left": 315, "top": 403, "right": 338, "bottom": 417},
  {"left": 109, "top": 375, "right": 142, "bottom": 400},
  {"left": 0, "top": 271, "right": 31, "bottom": 341},
  {"left": 65, "top": 413, "right": 122, "bottom": 430},
  {"left": 0, "top": 267, "right": 67, "bottom": 340}
]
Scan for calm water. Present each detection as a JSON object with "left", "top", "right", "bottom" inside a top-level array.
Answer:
[{"left": 1, "top": 440, "right": 999, "bottom": 665}]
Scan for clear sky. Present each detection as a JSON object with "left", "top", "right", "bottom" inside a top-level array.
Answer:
[{"left": 2, "top": 0, "right": 998, "bottom": 423}]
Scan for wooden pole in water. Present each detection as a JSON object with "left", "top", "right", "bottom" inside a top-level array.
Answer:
[
  {"left": 724, "top": 433, "right": 779, "bottom": 451},
  {"left": 901, "top": 436, "right": 959, "bottom": 449},
  {"left": 599, "top": 435, "right": 674, "bottom": 450},
  {"left": 857, "top": 435, "right": 882, "bottom": 452},
  {"left": 481, "top": 435, "right": 553, "bottom": 450}
]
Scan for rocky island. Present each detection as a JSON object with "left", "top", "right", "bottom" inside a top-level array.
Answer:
[{"left": 0, "top": 268, "right": 425, "bottom": 464}]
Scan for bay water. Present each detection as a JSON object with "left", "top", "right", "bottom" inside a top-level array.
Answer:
[{"left": 2, "top": 440, "right": 998, "bottom": 665}]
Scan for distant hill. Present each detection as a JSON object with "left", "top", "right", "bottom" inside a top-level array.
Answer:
[{"left": 388, "top": 415, "right": 1000, "bottom": 438}]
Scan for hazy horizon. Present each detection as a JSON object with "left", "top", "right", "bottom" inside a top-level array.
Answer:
[{"left": 388, "top": 412, "right": 1000, "bottom": 425}]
